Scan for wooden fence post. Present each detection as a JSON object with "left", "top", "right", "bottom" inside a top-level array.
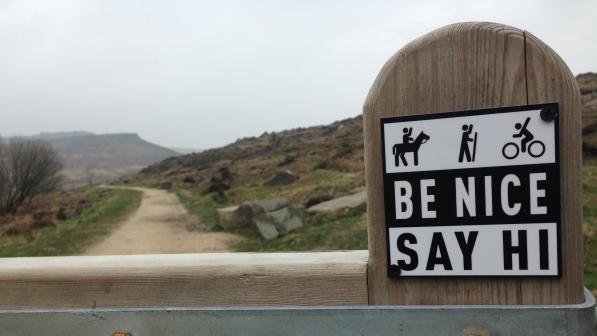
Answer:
[{"left": 363, "top": 22, "right": 583, "bottom": 305}]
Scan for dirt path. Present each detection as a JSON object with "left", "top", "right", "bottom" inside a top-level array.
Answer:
[{"left": 83, "top": 187, "right": 243, "bottom": 255}]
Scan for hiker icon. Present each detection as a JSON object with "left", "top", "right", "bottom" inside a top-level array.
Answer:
[
  {"left": 458, "top": 124, "right": 478, "bottom": 163},
  {"left": 502, "top": 117, "right": 545, "bottom": 159},
  {"left": 392, "top": 127, "right": 430, "bottom": 167}
]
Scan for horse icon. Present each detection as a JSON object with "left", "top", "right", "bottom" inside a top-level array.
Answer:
[{"left": 392, "top": 130, "right": 430, "bottom": 166}]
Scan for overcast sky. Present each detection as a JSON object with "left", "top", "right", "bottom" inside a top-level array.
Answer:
[{"left": 0, "top": 1, "right": 595, "bottom": 149}]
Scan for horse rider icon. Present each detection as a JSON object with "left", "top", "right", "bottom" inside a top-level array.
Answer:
[{"left": 392, "top": 127, "right": 430, "bottom": 167}]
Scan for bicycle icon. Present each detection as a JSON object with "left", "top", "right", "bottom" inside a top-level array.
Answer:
[
  {"left": 502, "top": 140, "right": 545, "bottom": 159},
  {"left": 501, "top": 117, "right": 545, "bottom": 159}
]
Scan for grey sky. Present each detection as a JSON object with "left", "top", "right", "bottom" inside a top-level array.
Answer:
[{"left": 0, "top": 0, "right": 595, "bottom": 149}]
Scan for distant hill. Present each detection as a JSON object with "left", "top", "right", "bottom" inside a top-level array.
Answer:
[
  {"left": 30, "top": 132, "right": 179, "bottom": 188},
  {"left": 169, "top": 147, "right": 203, "bottom": 155},
  {"left": 32, "top": 131, "right": 95, "bottom": 140}
]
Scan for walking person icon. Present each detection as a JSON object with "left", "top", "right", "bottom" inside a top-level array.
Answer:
[{"left": 458, "top": 124, "right": 477, "bottom": 163}]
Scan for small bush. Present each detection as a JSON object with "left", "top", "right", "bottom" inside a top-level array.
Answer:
[
  {"left": 159, "top": 181, "right": 173, "bottom": 190},
  {"left": 183, "top": 176, "right": 196, "bottom": 184}
]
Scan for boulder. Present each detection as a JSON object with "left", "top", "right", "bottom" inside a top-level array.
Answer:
[
  {"left": 218, "top": 167, "right": 231, "bottom": 180},
  {"left": 266, "top": 207, "right": 303, "bottom": 235},
  {"left": 204, "top": 167, "right": 233, "bottom": 197},
  {"left": 182, "top": 176, "right": 196, "bottom": 184},
  {"left": 304, "top": 189, "right": 335, "bottom": 208},
  {"left": 254, "top": 216, "right": 279, "bottom": 240},
  {"left": 267, "top": 207, "right": 291, "bottom": 225},
  {"left": 55, "top": 207, "right": 68, "bottom": 220},
  {"left": 278, "top": 154, "right": 297, "bottom": 166},
  {"left": 264, "top": 170, "right": 298, "bottom": 187},
  {"left": 206, "top": 181, "right": 229, "bottom": 194},
  {"left": 215, "top": 206, "right": 247, "bottom": 230},
  {"left": 307, "top": 191, "right": 367, "bottom": 212},
  {"left": 243, "top": 197, "right": 290, "bottom": 213},
  {"left": 251, "top": 200, "right": 303, "bottom": 239},
  {"left": 217, "top": 196, "right": 303, "bottom": 240}
]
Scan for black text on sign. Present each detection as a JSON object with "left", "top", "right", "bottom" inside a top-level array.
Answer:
[{"left": 380, "top": 104, "right": 560, "bottom": 277}]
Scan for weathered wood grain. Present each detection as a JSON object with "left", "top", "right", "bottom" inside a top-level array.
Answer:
[
  {"left": 0, "top": 251, "right": 368, "bottom": 309},
  {"left": 363, "top": 22, "right": 583, "bottom": 304}
]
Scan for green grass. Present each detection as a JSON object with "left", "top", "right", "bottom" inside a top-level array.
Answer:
[
  {"left": 176, "top": 189, "right": 229, "bottom": 224},
  {"left": 276, "top": 169, "right": 364, "bottom": 206},
  {"left": 0, "top": 187, "right": 142, "bottom": 257},
  {"left": 175, "top": 169, "right": 364, "bottom": 226},
  {"left": 173, "top": 169, "right": 368, "bottom": 252},
  {"left": 583, "top": 158, "right": 597, "bottom": 292},
  {"left": 176, "top": 185, "right": 369, "bottom": 252},
  {"left": 231, "top": 209, "right": 368, "bottom": 252},
  {"left": 228, "top": 185, "right": 273, "bottom": 203}
]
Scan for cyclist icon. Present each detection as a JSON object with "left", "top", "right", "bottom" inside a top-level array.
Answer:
[{"left": 502, "top": 117, "right": 545, "bottom": 159}]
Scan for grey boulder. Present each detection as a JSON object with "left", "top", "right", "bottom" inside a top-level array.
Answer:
[
  {"left": 307, "top": 191, "right": 367, "bottom": 212},
  {"left": 215, "top": 196, "right": 303, "bottom": 240},
  {"left": 264, "top": 170, "right": 298, "bottom": 187}
]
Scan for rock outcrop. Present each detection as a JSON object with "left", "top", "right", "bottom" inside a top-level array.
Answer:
[
  {"left": 307, "top": 191, "right": 367, "bottom": 212},
  {"left": 215, "top": 205, "right": 245, "bottom": 230},
  {"left": 215, "top": 197, "right": 303, "bottom": 240},
  {"left": 263, "top": 170, "right": 298, "bottom": 187}
]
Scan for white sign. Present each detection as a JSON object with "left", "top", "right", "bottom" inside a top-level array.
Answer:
[{"left": 381, "top": 104, "right": 561, "bottom": 277}]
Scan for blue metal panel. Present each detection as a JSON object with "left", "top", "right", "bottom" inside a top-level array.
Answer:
[{"left": 0, "top": 289, "right": 594, "bottom": 336}]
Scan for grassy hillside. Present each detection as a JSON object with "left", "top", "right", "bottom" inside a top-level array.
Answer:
[
  {"left": 582, "top": 158, "right": 597, "bottom": 292},
  {"left": 127, "top": 114, "right": 365, "bottom": 210},
  {"left": 0, "top": 187, "right": 142, "bottom": 257},
  {"left": 127, "top": 74, "right": 597, "bottom": 286},
  {"left": 579, "top": 73, "right": 597, "bottom": 154}
]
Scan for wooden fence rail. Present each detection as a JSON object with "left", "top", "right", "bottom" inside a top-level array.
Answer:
[{"left": 0, "top": 251, "right": 368, "bottom": 309}]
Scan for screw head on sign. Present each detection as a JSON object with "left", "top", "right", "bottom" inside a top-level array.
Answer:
[
  {"left": 540, "top": 106, "right": 557, "bottom": 122},
  {"left": 389, "top": 265, "right": 401, "bottom": 277}
]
